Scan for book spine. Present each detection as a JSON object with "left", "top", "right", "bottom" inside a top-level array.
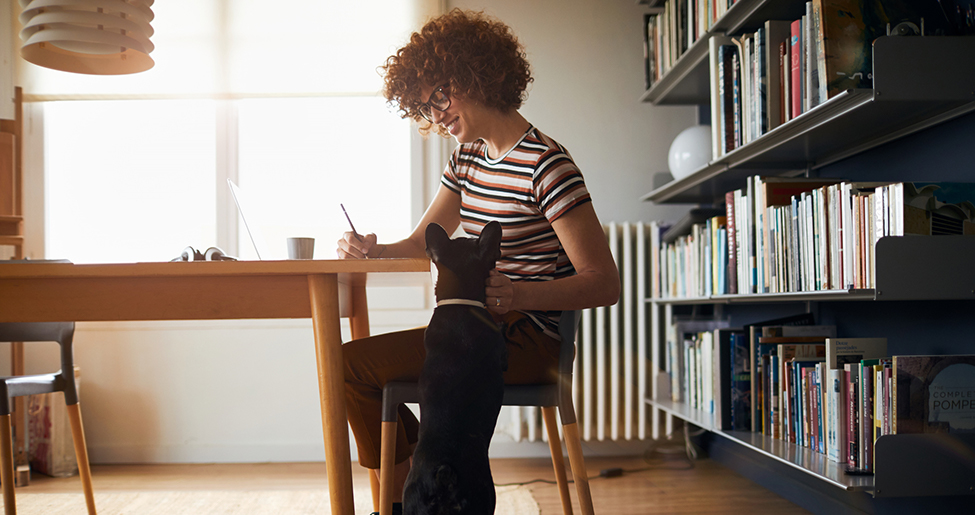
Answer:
[
  {"left": 732, "top": 49, "right": 742, "bottom": 149},
  {"left": 861, "top": 363, "right": 873, "bottom": 471},
  {"left": 726, "top": 190, "right": 738, "bottom": 295},
  {"left": 846, "top": 364, "right": 858, "bottom": 468},
  {"left": 790, "top": 19, "right": 802, "bottom": 120}
]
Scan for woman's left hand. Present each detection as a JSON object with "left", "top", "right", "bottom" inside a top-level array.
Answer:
[{"left": 485, "top": 269, "right": 514, "bottom": 314}]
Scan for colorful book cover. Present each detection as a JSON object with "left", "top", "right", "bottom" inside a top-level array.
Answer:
[
  {"left": 732, "top": 46, "right": 742, "bottom": 149},
  {"left": 790, "top": 18, "right": 802, "bottom": 120},
  {"left": 845, "top": 362, "right": 859, "bottom": 468},
  {"left": 819, "top": 0, "right": 955, "bottom": 100},
  {"left": 893, "top": 355, "right": 975, "bottom": 434},
  {"left": 725, "top": 190, "right": 739, "bottom": 295},
  {"left": 859, "top": 358, "right": 879, "bottom": 470}
]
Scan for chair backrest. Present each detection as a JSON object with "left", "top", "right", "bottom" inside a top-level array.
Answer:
[{"left": 0, "top": 322, "right": 79, "bottom": 405}]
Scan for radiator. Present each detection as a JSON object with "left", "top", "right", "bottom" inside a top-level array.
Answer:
[{"left": 507, "top": 222, "right": 649, "bottom": 443}]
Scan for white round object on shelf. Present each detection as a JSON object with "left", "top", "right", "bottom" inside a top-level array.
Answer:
[{"left": 667, "top": 125, "right": 711, "bottom": 181}]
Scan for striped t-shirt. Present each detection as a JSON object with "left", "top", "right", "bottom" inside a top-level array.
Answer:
[{"left": 441, "top": 126, "right": 592, "bottom": 338}]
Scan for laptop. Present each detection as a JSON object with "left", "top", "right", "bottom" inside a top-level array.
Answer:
[{"left": 227, "top": 178, "right": 266, "bottom": 260}]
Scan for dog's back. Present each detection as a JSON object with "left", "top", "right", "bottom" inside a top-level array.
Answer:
[{"left": 403, "top": 222, "right": 505, "bottom": 515}]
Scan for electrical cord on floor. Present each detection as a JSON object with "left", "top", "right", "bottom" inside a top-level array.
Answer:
[{"left": 494, "top": 428, "right": 697, "bottom": 488}]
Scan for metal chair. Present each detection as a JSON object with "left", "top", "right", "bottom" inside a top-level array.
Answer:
[
  {"left": 377, "top": 310, "right": 594, "bottom": 515},
  {"left": 0, "top": 322, "right": 96, "bottom": 515}
]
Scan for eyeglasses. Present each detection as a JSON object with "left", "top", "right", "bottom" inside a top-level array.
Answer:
[{"left": 418, "top": 86, "right": 451, "bottom": 122}]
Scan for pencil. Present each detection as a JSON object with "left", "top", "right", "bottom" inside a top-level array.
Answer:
[{"left": 340, "top": 204, "right": 363, "bottom": 242}]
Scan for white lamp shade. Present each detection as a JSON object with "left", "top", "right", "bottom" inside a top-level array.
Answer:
[
  {"left": 667, "top": 125, "right": 712, "bottom": 181},
  {"left": 19, "top": 0, "right": 155, "bottom": 75}
]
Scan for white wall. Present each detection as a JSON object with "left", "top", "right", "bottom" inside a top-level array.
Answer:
[
  {"left": 6, "top": 0, "right": 696, "bottom": 465},
  {"left": 452, "top": 0, "right": 696, "bottom": 225}
]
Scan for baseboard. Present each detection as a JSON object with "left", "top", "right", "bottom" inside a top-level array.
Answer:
[
  {"left": 90, "top": 438, "right": 653, "bottom": 465},
  {"left": 89, "top": 443, "right": 328, "bottom": 464},
  {"left": 489, "top": 439, "right": 651, "bottom": 459}
]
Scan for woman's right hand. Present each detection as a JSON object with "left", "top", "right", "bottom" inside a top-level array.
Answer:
[{"left": 336, "top": 231, "right": 378, "bottom": 259}]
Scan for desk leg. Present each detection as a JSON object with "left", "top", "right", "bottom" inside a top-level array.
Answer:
[
  {"left": 308, "top": 274, "right": 354, "bottom": 515},
  {"left": 349, "top": 283, "right": 370, "bottom": 341}
]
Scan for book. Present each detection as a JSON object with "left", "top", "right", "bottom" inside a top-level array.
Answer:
[
  {"left": 730, "top": 331, "right": 752, "bottom": 431},
  {"left": 753, "top": 27, "right": 767, "bottom": 138},
  {"left": 779, "top": 40, "right": 790, "bottom": 123},
  {"left": 805, "top": 1, "right": 821, "bottom": 111},
  {"left": 714, "top": 328, "right": 745, "bottom": 430},
  {"left": 709, "top": 34, "right": 736, "bottom": 159},
  {"left": 717, "top": 44, "right": 739, "bottom": 156},
  {"left": 725, "top": 190, "right": 738, "bottom": 295},
  {"left": 859, "top": 358, "right": 880, "bottom": 471},
  {"left": 893, "top": 354, "right": 975, "bottom": 434},
  {"left": 818, "top": 0, "right": 955, "bottom": 100},
  {"left": 789, "top": 18, "right": 802, "bottom": 120},
  {"left": 825, "top": 337, "right": 888, "bottom": 371},
  {"left": 845, "top": 362, "right": 859, "bottom": 468},
  {"left": 827, "top": 366, "right": 848, "bottom": 463},
  {"left": 763, "top": 20, "right": 792, "bottom": 132},
  {"left": 818, "top": 0, "right": 874, "bottom": 98}
]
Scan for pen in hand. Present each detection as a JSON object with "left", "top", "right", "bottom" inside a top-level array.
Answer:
[{"left": 340, "top": 204, "right": 363, "bottom": 242}]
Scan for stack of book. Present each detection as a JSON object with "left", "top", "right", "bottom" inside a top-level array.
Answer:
[
  {"left": 707, "top": 0, "right": 955, "bottom": 159},
  {"left": 651, "top": 178, "right": 975, "bottom": 299},
  {"left": 644, "top": 0, "right": 739, "bottom": 89},
  {"left": 664, "top": 314, "right": 975, "bottom": 473}
]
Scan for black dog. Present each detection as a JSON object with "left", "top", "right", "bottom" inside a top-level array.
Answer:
[{"left": 403, "top": 221, "right": 506, "bottom": 515}]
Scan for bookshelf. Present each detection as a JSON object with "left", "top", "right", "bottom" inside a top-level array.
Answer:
[
  {"left": 639, "top": 1, "right": 975, "bottom": 511},
  {"left": 642, "top": 36, "right": 975, "bottom": 204},
  {"left": 642, "top": 0, "right": 811, "bottom": 105}
]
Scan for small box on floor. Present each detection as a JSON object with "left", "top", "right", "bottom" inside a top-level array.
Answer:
[{"left": 27, "top": 367, "right": 81, "bottom": 478}]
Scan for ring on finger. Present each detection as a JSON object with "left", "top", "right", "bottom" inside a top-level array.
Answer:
[{"left": 496, "top": 297, "right": 501, "bottom": 307}]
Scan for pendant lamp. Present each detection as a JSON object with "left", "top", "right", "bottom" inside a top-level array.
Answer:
[{"left": 19, "top": 0, "right": 155, "bottom": 75}]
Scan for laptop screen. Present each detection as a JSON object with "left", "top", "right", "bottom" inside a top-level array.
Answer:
[{"left": 227, "top": 178, "right": 265, "bottom": 260}]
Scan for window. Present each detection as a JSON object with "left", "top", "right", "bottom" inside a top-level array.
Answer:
[
  {"left": 235, "top": 97, "right": 411, "bottom": 260},
  {"left": 37, "top": 0, "right": 427, "bottom": 263},
  {"left": 43, "top": 97, "right": 412, "bottom": 263},
  {"left": 44, "top": 100, "right": 218, "bottom": 263}
]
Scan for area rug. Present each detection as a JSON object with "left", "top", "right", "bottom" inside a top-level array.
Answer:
[{"left": 13, "top": 485, "right": 538, "bottom": 514}]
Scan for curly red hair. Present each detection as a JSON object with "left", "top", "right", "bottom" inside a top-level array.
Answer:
[{"left": 381, "top": 9, "right": 533, "bottom": 137}]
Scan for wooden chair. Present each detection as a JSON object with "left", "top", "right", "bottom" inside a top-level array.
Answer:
[
  {"left": 0, "top": 322, "right": 96, "bottom": 515},
  {"left": 377, "top": 311, "right": 594, "bottom": 515}
]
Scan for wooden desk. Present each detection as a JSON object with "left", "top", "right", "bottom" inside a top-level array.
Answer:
[{"left": 0, "top": 258, "right": 430, "bottom": 515}]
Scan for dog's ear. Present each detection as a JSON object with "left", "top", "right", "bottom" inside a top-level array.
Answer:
[
  {"left": 425, "top": 223, "right": 451, "bottom": 260},
  {"left": 478, "top": 221, "right": 502, "bottom": 263}
]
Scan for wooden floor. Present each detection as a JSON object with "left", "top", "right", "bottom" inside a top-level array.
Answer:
[{"left": 23, "top": 453, "right": 810, "bottom": 514}]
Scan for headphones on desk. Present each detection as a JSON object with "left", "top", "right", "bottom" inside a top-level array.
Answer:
[{"left": 171, "top": 246, "right": 237, "bottom": 262}]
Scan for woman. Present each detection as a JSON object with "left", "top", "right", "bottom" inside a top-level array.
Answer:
[{"left": 336, "top": 9, "right": 619, "bottom": 513}]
